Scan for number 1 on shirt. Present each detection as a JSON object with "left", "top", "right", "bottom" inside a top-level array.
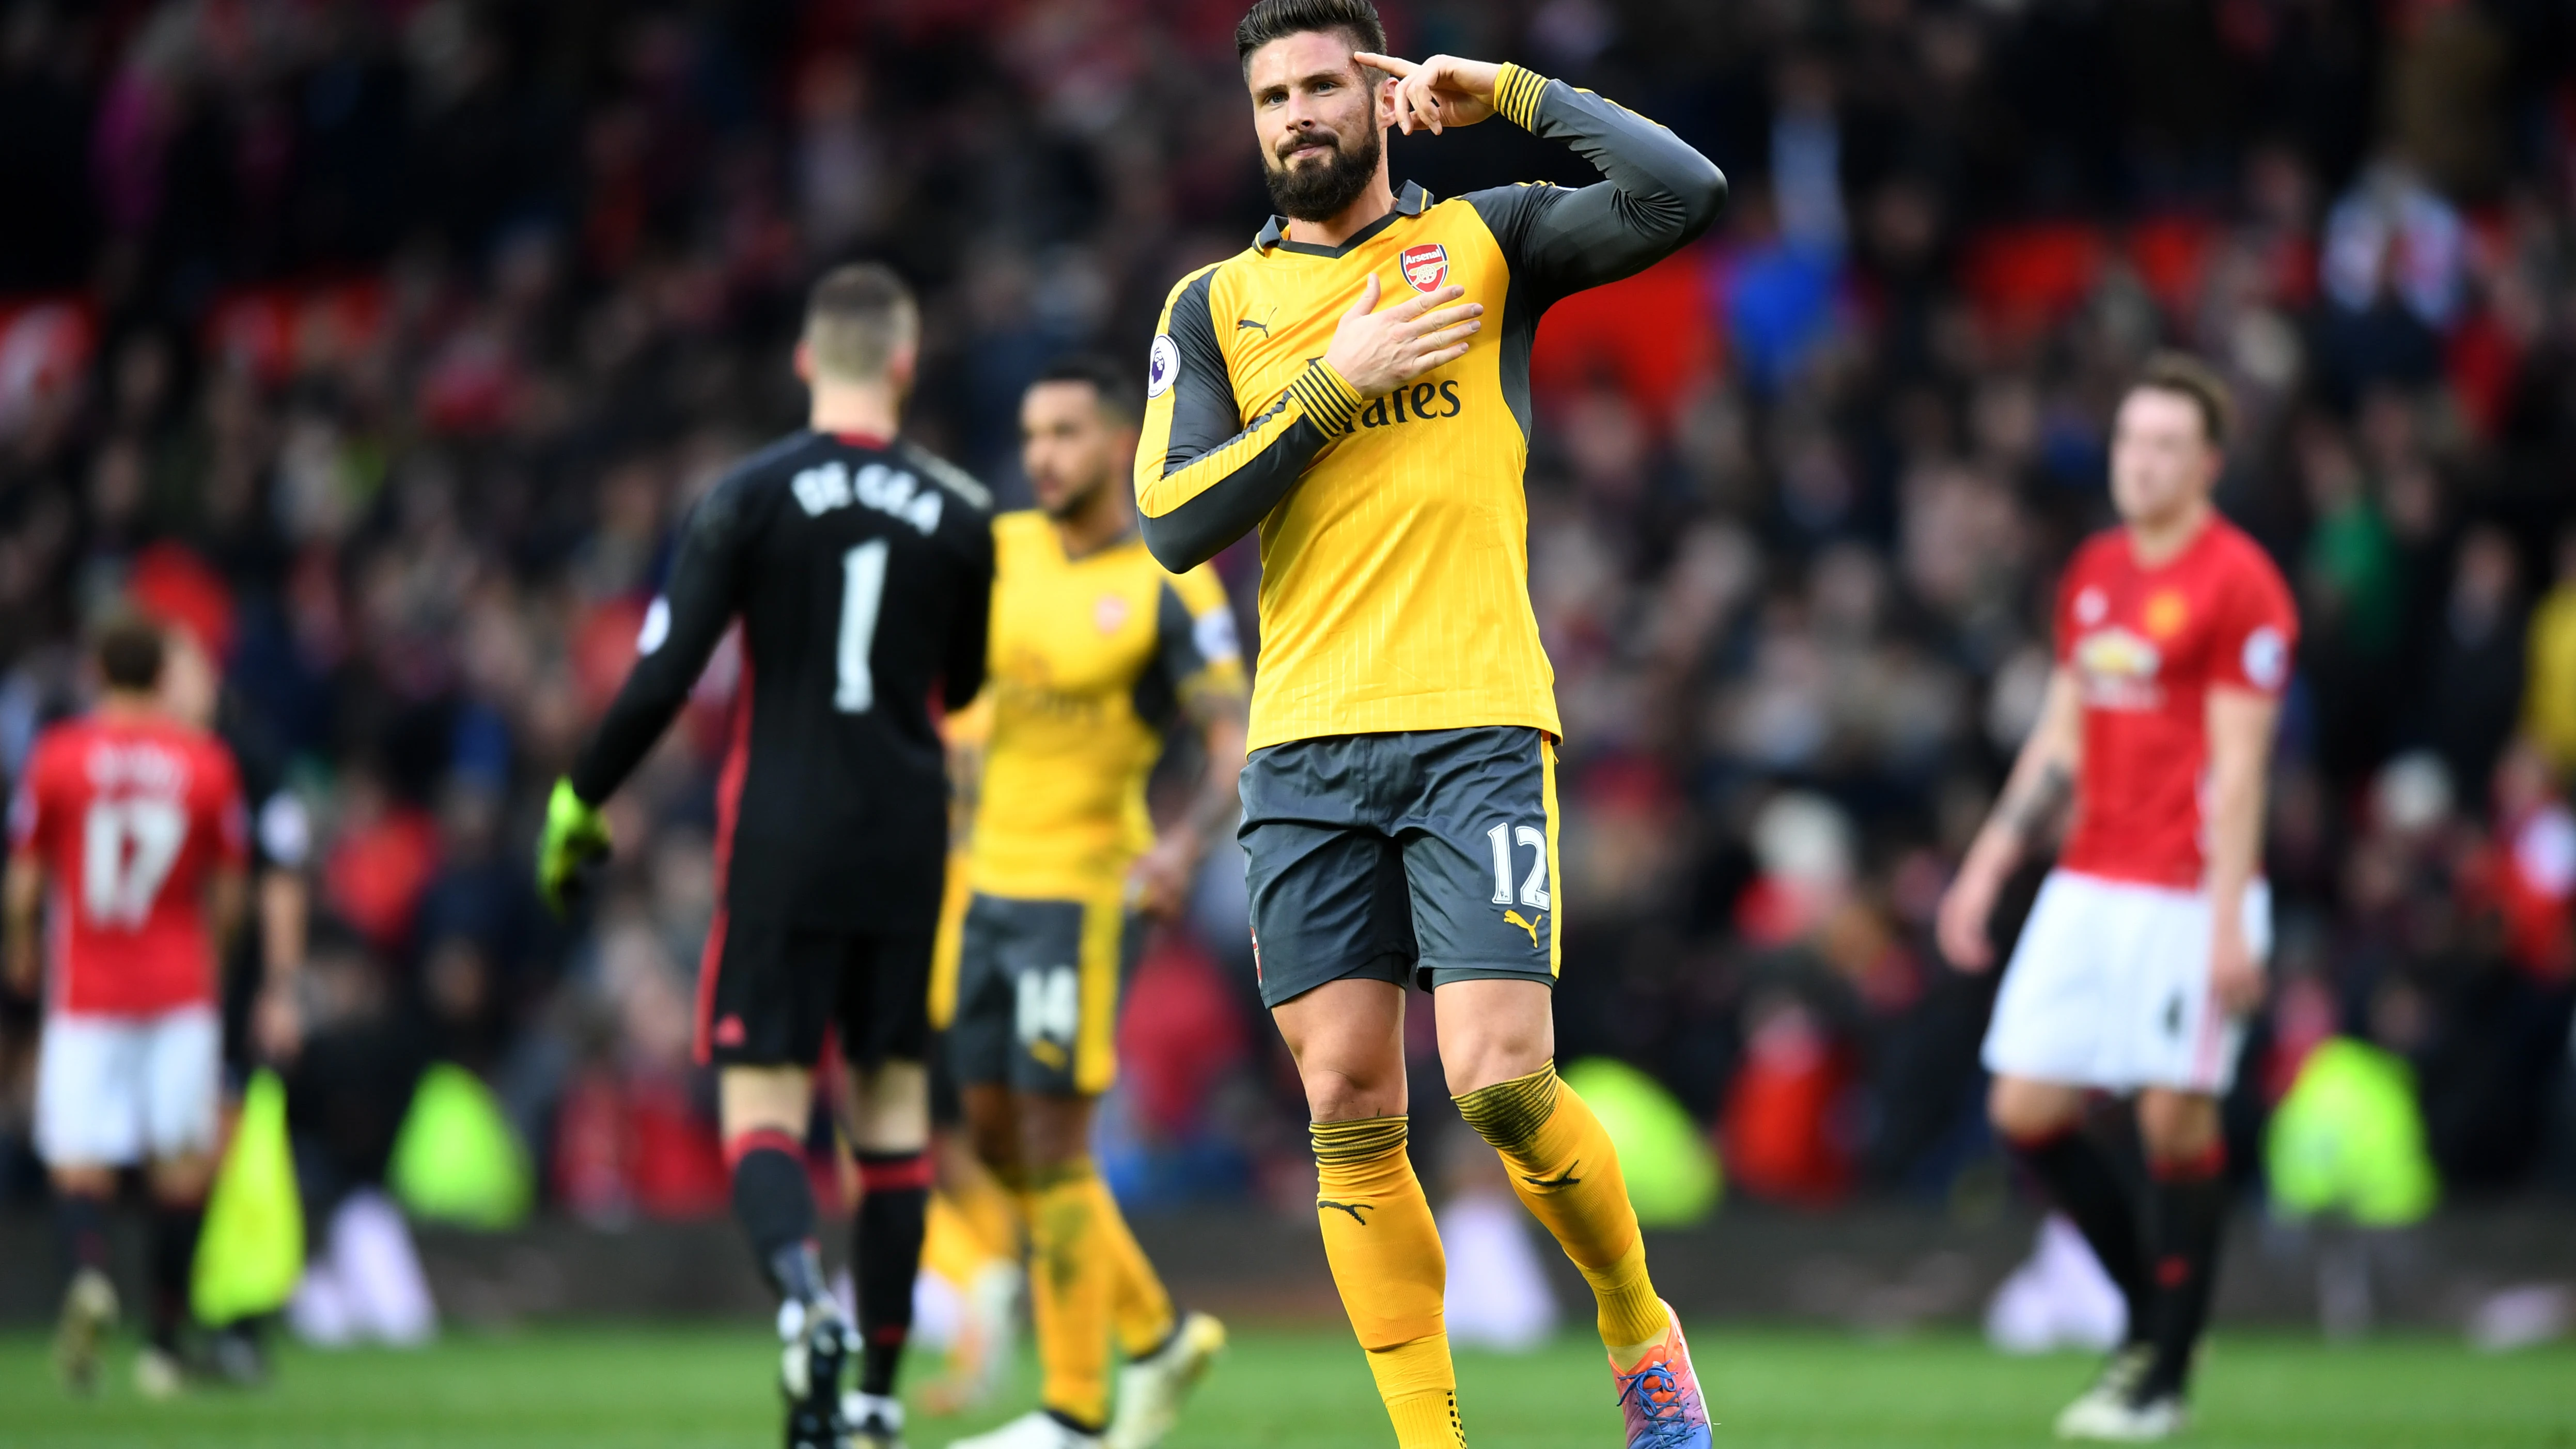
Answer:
[{"left": 835, "top": 539, "right": 889, "bottom": 713}]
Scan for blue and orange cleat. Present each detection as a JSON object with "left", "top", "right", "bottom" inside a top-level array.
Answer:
[{"left": 1611, "top": 1301, "right": 1714, "bottom": 1448}]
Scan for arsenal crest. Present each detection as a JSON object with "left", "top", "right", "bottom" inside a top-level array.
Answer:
[{"left": 1399, "top": 242, "right": 1450, "bottom": 294}]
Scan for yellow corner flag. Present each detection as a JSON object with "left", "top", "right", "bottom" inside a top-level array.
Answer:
[{"left": 192, "top": 1069, "right": 306, "bottom": 1326}]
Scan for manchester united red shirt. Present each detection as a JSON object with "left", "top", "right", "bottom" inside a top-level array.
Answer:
[
  {"left": 2053, "top": 517, "right": 2299, "bottom": 889},
  {"left": 7, "top": 714, "right": 247, "bottom": 1016}
]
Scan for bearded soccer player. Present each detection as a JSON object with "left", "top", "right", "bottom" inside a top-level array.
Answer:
[
  {"left": 1938, "top": 354, "right": 2297, "bottom": 1442},
  {"left": 1133, "top": 3, "right": 1726, "bottom": 1445},
  {"left": 945, "top": 356, "right": 1247, "bottom": 1449},
  {"left": 7, "top": 616, "right": 249, "bottom": 1398},
  {"left": 538, "top": 264, "right": 994, "bottom": 1449}
]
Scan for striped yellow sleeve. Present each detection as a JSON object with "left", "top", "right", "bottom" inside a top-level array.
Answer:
[
  {"left": 1494, "top": 63, "right": 1552, "bottom": 130},
  {"left": 1133, "top": 259, "right": 1361, "bottom": 570}
]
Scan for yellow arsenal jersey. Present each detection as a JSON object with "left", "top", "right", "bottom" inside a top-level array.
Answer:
[
  {"left": 1133, "top": 64, "right": 1724, "bottom": 752},
  {"left": 965, "top": 510, "right": 1245, "bottom": 900}
]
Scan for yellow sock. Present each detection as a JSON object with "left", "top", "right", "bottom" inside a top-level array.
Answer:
[
  {"left": 1311, "top": 1117, "right": 1464, "bottom": 1449},
  {"left": 1368, "top": 1334, "right": 1467, "bottom": 1449},
  {"left": 1455, "top": 1064, "right": 1669, "bottom": 1353},
  {"left": 919, "top": 1192, "right": 992, "bottom": 1288},
  {"left": 1025, "top": 1162, "right": 1114, "bottom": 1429},
  {"left": 1091, "top": 1174, "right": 1177, "bottom": 1359}
]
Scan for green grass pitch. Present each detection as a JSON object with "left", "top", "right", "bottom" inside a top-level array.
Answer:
[{"left": 1, "top": 1325, "right": 2570, "bottom": 1447}]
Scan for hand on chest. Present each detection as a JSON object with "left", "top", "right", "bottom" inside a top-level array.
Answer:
[{"left": 1225, "top": 224, "right": 1501, "bottom": 434}]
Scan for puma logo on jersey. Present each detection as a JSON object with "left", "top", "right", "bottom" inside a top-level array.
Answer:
[
  {"left": 791, "top": 459, "right": 946, "bottom": 535},
  {"left": 1523, "top": 1162, "right": 1582, "bottom": 1191},
  {"left": 1504, "top": 909, "right": 1543, "bottom": 948},
  {"left": 1318, "top": 1199, "right": 1372, "bottom": 1224},
  {"left": 1237, "top": 317, "right": 1269, "bottom": 331}
]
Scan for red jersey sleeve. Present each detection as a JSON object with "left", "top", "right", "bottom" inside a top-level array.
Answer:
[{"left": 2208, "top": 546, "right": 2299, "bottom": 696}]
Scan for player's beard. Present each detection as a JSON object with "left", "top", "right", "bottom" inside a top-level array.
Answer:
[
  {"left": 1039, "top": 471, "right": 1108, "bottom": 524},
  {"left": 1264, "top": 123, "right": 1382, "bottom": 223}
]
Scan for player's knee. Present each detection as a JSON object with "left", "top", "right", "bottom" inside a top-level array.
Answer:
[
  {"left": 50, "top": 1165, "right": 116, "bottom": 1199},
  {"left": 1987, "top": 1077, "right": 2082, "bottom": 1144},
  {"left": 1453, "top": 1060, "right": 1558, "bottom": 1156},
  {"left": 1435, "top": 996, "right": 1553, "bottom": 1101},
  {"left": 717, "top": 1065, "right": 811, "bottom": 1140},
  {"left": 2136, "top": 1089, "right": 2221, "bottom": 1165},
  {"left": 1298, "top": 1062, "right": 1406, "bottom": 1123},
  {"left": 845, "top": 1060, "right": 931, "bottom": 1155},
  {"left": 959, "top": 1086, "right": 1020, "bottom": 1174},
  {"left": 1439, "top": 1037, "right": 1551, "bottom": 1101},
  {"left": 1016, "top": 1093, "right": 1094, "bottom": 1170},
  {"left": 145, "top": 1154, "right": 214, "bottom": 1206}
]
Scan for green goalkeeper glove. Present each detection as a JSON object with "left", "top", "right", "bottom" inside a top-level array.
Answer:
[{"left": 536, "top": 778, "right": 613, "bottom": 916}]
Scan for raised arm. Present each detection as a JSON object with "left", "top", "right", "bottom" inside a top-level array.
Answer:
[
  {"left": 1937, "top": 667, "right": 2085, "bottom": 972},
  {"left": 1370, "top": 54, "right": 1727, "bottom": 303}
]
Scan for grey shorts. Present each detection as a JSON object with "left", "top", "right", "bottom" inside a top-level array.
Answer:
[
  {"left": 947, "top": 892, "right": 1144, "bottom": 1097},
  {"left": 1239, "top": 726, "right": 1560, "bottom": 1009}
]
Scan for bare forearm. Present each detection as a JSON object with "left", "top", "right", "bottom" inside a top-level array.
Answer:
[
  {"left": 2203, "top": 688, "right": 2280, "bottom": 927},
  {"left": 1982, "top": 756, "right": 2073, "bottom": 858},
  {"left": 208, "top": 869, "right": 249, "bottom": 959},
  {"left": 2202, "top": 758, "right": 2266, "bottom": 923},
  {"left": 1971, "top": 739, "right": 2076, "bottom": 871},
  {"left": 1970, "top": 672, "right": 2084, "bottom": 872},
  {"left": 1186, "top": 723, "right": 1247, "bottom": 844},
  {"left": 258, "top": 870, "right": 305, "bottom": 982},
  {"left": 3, "top": 864, "right": 39, "bottom": 990}
]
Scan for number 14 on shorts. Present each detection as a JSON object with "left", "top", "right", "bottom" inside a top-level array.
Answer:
[{"left": 1015, "top": 964, "right": 1079, "bottom": 1064}]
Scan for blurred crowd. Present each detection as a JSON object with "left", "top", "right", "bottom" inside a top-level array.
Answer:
[{"left": 4, "top": 0, "right": 2576, "bottom": 1225}]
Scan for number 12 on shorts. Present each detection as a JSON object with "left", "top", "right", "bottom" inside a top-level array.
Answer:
[{"left": 1486, "top": 822, "right": 1551, "bottom": 910}]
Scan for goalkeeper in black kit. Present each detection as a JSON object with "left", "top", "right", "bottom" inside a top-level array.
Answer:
[{"left": 537, "top": 264, "right": 995, "bottom": 1449}]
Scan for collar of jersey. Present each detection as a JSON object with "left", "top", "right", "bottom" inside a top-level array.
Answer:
[{"left": 1256, "top": 180, "right": 1432, "bottom": 256}]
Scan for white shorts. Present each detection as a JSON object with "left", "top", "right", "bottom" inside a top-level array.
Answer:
[
  {"left": 35, "top": 1006, "right": 222, "bottom": 1167},
  {"left": 1981, "top": 871, "right": 2271, "bottom": 1096}
]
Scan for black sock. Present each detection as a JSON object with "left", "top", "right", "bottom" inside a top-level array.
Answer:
[
  {"left": 852, "top": 1150, "right": 929, "bottom": 1397},
  {"left": 147, "top": 1201, "right": 205, "bottom": 1352},
  {"left": 57, "top": 1192, "right": 111, "bottom": 1279},
  {"left": 2140, "top": 1145, "right": 2229, "bottom": 1400},
  {"left": 729, "top": 1134, "right": 824, "bottom": 1305},
  {"left": 2009, "top": 1126, "right": 2149, "bottom": 1344}
]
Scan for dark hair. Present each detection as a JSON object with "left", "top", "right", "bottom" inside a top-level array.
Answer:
[
  {"left": 1032, "top": 354, "right": 1138, "bottom": 425},
  {"left": 2127, "top": 351, "right": 2235, "bottom": 448},
  {"left": 1236, "top": 0, "right": 1386, "bottom": 75},
  {"left": 804, "top": 262, "right": 918, "bottom": 381},
  {"left": 95, "top": 614, "right": 166, "bottom": 692}
]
